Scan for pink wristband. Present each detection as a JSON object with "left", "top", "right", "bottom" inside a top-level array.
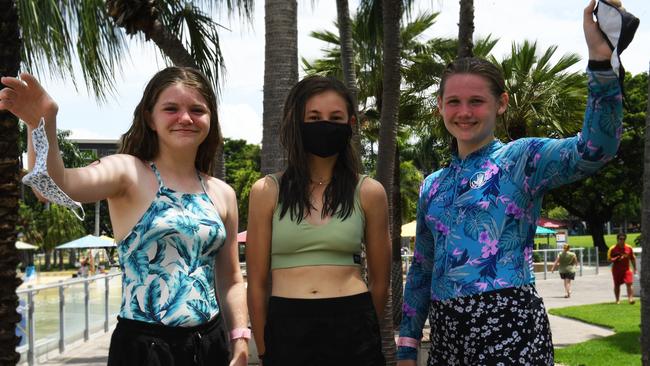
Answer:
[
  {"left": 396, "top": 337, "right": 419, "bottom": 348},
  {"left": 229, "top": 327, "right": 251, "bottom": 340}
]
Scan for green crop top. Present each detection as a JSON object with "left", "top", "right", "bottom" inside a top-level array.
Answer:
[{"left": 269, "top": 174, "right": 366, "bottom": 270}]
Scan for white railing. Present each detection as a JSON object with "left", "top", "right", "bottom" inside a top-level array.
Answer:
[
  {"left": 16, "top": 272, "right": 121, "bottom": 365},
  {"left": 400, "top": 247, "right": 601, "bottom": 281}
]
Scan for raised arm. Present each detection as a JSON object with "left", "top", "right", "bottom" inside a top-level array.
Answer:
[
  {"left": 245, "top": 176, "right": 277, "bottom": 360},
  {"left": 360, "top": 178, "right": 391, "bottom": 319},
  {"left": 0, "top": 73, "right": 130, "bottom": 203},
  {"left": 397, "top": 176, "right": 436, "bottom": 362},
  {"left": 213, "top": 180, "right": 249, "bottom": 366},
  {"left": 504, "top": 1, "right": 622, "bottom": 197}
]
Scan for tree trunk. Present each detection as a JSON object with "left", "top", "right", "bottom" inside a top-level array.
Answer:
[
  {"left": 261, "top": 0, "right": 297, "bottom": 175},
  {"left": 0, "top": 1, "right": 23, "bottom": 363},
  {"left": 391, "top": 147, "right": 403, "bottom": 327},
  {"left": 336, "top": 0, "right": 362, "bottom": 152},
  {"left": 376, "top": 0, "right": 402, "bottom": 362},
  {"left": 212, "top": 142, "right": 226, "bottom": 180},
  {"left": 45, "top": 250, "right": 52, "bottom": 271},
  {"left": 640, "top": 62, "right": 650, "bottom": 366},
  {"left": 148, "top": 20, "right": 198, "bottom": 68},
  {"left": 457, "top": 0, "right": 475, "bottom": 58},
  {"left": 585, "top": 219, "right": 609, "bottom": 255},
  {"left": 69, "top": 250, "right": 76, "bottom": 269}
]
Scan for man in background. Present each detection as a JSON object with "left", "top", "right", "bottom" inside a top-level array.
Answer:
[{"left": 607, "top": 233, "right": 637, "bottom": 304}]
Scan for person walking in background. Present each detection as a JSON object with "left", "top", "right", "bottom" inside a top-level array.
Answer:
[
  {"left": 551, "top": 244, "right": 579, "bottom": 298},
  {"left": 397, "top": 2, "right": 623, "bottom": 365},
  {"left": 608, "top": 233, "right": 637, "bottom": 304},
  {"left": 0, "top": 67, "right": 249, "bottom": 365},
  {"left": 246, "top": 75, "right": 390, "bottom": 365}
]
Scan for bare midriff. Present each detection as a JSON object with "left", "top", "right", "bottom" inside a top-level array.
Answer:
[{"left": 271, "top": 265, "right": 368, "bottom": 298}]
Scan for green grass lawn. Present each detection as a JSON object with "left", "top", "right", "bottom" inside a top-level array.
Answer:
[
  {"left": 534, "top": 232, "right": 641, "bottom": 249},
  {"left": 549, "top": 302, "right": 641, "bottom": 366}
]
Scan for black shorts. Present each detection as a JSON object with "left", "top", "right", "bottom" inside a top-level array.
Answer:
[
  {"left": 560, "top": 272, "right": 575, "bottom": 280},
  {"left": 427, "top": 286, "right": 554, "bottom": 366},
  {"left": 263, "top": 292, "right": 385, "bottom": 366},
  {"left": 107, "top": 315, "right": 230, "bottom": 366}
]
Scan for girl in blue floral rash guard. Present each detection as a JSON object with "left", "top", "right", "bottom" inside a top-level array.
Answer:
[
  {"left": 0, "top": 67, "right": 249, "bottom": 366},
  {"left": 397, "top": 2, "right": 623, "bottom": 365}
]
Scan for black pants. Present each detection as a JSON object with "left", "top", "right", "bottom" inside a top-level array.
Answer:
[
  {"left": 263, "top": 292, "right": 385, "bottom": 366},
  {"left": 427, "top": 286, "right": 554, "bottom": 366},
  {"left": 107, "top": 315, "right": 230, "bottom": 366}
]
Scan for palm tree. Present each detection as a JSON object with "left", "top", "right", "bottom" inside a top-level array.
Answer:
[
  {"left": 641, "top": 67, "right": 650, "bottom": 366},
  {"left": 491, "top": 41, "right": 586, "bottom": 140},
  {"left": 0, "top": 1, "right": 25, "bottom": 363},
  {"left": 336, "top": 0, "right": 362, "bottom": 151},
  {"left": 457, "top": 0, "right": 474, "bottom": 57},
  {"left": 374, "top": 0, "right": 402, "bottom": 361},
  {"left": 336, "top": 0, "right": 358, "bottom": 108},
  {"left": 261, "top": 0, "right": 297, "bottom": 175}
]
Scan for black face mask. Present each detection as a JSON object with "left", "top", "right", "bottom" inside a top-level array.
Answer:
[{"left": 301, "top": 120, "right": 352, "bottom": 158}]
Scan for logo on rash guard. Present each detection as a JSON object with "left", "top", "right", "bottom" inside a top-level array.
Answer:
[{"left": 470, "top": 171, "right": 488, "bottom": 189}]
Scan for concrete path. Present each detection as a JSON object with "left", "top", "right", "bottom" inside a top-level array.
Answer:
[
  {"left": 26, "top": 267, "right": 627, "bottom": 365},
  {"left": 535, "top": 268, "right": 619, "bottom": 347}
]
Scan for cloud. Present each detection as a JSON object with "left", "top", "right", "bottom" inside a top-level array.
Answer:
[{"left": 219, "top": 103, "right": 263, "bottom": 144}]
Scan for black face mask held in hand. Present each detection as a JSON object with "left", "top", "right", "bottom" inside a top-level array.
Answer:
[{"left": 301, "top": 120, "right": 352, "bottom": 158}]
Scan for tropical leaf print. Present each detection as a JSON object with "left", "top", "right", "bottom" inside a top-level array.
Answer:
[
  {"left": 117, "top": 164, "right": 226, "bottom": 327},
  {"left": 143, "top": 279, "right": 163, "bottom": 319},
  {"left": 463, "top": 207, "right": 495, "bottom": 241},
  {"left": 125, "top": 249, "right": 150, "bottom": 284},
  {"left": 186, "top": 299, "right": 212, "bottom": 323}
]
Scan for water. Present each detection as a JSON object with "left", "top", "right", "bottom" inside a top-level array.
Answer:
[{"left": 16, "top": 275, "right": 122, "bottom": 362}]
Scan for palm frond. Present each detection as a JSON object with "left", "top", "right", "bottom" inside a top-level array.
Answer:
[
  {"left": 18, "top": 0, "right": 128, "bottom": 100},
  {"left": 160, "top": 1, "right": 226, "bottom": 94}
]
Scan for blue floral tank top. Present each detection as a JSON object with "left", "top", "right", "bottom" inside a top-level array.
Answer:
[{"left": 117, "top": 163, "right": 226, "bottom": 327}]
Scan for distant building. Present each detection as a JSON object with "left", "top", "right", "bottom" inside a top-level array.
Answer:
[{"left": 71, "top": 138, "right": 119, "bottom": 159}]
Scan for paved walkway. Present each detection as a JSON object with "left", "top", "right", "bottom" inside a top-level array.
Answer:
[
  {"left": 534, "top": 268, "right": 617, "bottom": 347},
  {"left": 26, "top": 267, "right": 625, "bottom": 365}
]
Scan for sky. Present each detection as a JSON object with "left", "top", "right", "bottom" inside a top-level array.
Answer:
[{"left": 39, "top": 0, "right": 650, "bottom": 145}]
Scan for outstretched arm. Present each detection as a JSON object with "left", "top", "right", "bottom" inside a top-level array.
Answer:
[
  {"left": 507, "top": 1, "right": 622, "bottom": 197},
  {"left": 0, "top": 73, "right": 130, "bottom": 203}
]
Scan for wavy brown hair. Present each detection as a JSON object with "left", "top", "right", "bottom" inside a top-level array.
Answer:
[
  {"left": 278, "top": 75, "right": 361, "bottom": 222},
  {"left": 118, "top": 66, "right": 222, "bottom": 175}
]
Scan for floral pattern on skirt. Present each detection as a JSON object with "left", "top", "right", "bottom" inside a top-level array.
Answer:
[{"left": 427, "top": 286, "right": 553, "bottom": 366}]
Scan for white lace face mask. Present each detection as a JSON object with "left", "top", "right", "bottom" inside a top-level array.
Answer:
[{"left": 22, "top": 119, "right": 85, "bottom": 220}]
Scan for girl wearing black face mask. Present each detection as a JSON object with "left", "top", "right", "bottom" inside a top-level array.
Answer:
[{"left": 246, "top": 76, "right": 391, "bottom": 366}]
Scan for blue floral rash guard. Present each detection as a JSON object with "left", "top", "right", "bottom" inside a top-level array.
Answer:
[{"left": 397, "top": 69, "right": 622, "bottom": 359}]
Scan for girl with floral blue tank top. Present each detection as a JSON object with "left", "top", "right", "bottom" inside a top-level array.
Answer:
[
  {"left": 397, "top": 2, "right": 625, "bottom": 365},
  {"left": 1, "top": 67, "right": 249, "bottom": 365}
]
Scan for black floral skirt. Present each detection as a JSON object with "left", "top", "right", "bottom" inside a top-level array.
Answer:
[{"left": 427, "top": 286, "right": 553, "bottom": 366}]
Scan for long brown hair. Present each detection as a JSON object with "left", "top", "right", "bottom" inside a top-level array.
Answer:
[
  {"left": 278, "top": 75, "right": 360, "bottom": 222},
  {"left": 118, "top": 67, "right": 222, "bottom": 175}
]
